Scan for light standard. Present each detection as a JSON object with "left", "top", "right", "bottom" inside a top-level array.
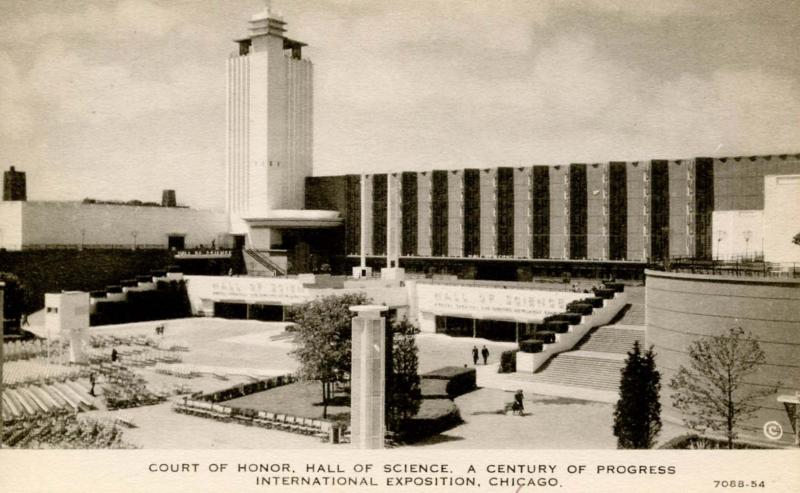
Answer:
[
  {"left": 131, "top": 231, "right": 138, "bottom": 250},
  {"left": 80, "top": 228, "right": 86, "bottom": 251},
  {"left": 743, "top": 230, "right": 752, "bottom": 260},
  {"left": 716, "top": 230, "right": 726, "bottom": 261}
]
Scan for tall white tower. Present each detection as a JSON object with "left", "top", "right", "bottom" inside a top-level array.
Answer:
[{"left": 226, "top": 1, "right": 313, "bottom": 246}]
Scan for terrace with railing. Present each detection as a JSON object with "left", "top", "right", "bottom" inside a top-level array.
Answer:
[{"left": 662, "top": 258, "right": 800, "bottom": 278}]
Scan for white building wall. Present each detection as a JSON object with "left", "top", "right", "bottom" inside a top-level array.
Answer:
[
  {"left": 17, "top": 202, "right": 227, "bottom": 250},
  {"left": 0, "top": 201, "right": 23, "bottom": 250},
  {"left": 712, "top": 210, "right": 764, "bottom": 260},
  {"left": 764, "top": 174, "right": 800, "bottom": 264},
  {"left": 44, "top": 291, "right": 90, "bottom": 338}
]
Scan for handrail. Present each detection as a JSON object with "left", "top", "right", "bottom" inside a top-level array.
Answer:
[
  {"left": 662, "top": 258, "right": 799, "bottom": 278},
  {"left": 244, "top": 249, "right": 286, "bottom": 276}
]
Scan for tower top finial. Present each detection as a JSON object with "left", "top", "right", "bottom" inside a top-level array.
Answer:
[{"left": 251, "top": 0, "right": 282, "bottom": 22}]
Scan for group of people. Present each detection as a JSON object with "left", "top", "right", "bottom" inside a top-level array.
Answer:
[
  {"left": 471, "top": 345, "right": 490, "bottom": 365},
  {"left": 154, "top": 324, "right": 166, "bottom": 336}
]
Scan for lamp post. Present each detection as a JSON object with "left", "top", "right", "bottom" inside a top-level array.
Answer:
[
  {"left": 743, "top": 230, "right": 752, "bottom": 260},
  {"left": 80, "top": 228, "right": 86, "bottom": 251},
  {"left": 131, "top": 231, "right": 138, "bottom": 250},
  {"left": 716, "top": 230, "right": 726, "bottom": 261}
]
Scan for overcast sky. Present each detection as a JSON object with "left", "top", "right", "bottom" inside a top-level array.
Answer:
[{"left": 1, "top": 0, "right": 798, "bottom": 210}]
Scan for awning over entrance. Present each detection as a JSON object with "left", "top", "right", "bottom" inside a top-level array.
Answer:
[{"left": 242, "top": 209, "right": 342, "bottom": 229}]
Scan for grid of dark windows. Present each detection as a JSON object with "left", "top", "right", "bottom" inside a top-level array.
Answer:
[
  {"left": 497, "top": 167, "right": 514, "bottom": 256},
  {"left": 650, "top": 160, "right": 670, "bottom": 260},
  {"left": 532, "top": 166, "right": 550, "bottom": 258},
  {"left": 569, "top": 164, "right": 588, "bottom": 259},
  {"left": 463, "top": 169, "right": 481, "bottom": 257},
  {"left": 345, "top": 175, "right": 361, "bottom": 255},
  {"left": 401, "top": 172, "right": 418, "bottom": 256},
  {"left": 609, "top": 162, "right": 627, "bottom": 260},
  {"left": 431, "top": 170, "right": 448, "bottom": 256},
  {"left": 695, "top": 158, "right": 714, "bottom": 260},
  {"left": 372, "top": 174, "right": 387, "bottom": 256}
]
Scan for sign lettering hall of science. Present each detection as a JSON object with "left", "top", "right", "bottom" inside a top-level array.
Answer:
[
  {"left": 208, "top": 278, "right": 309, "bottom": 303},
  {"left": 416, "top": 284, "right": 584, "bottom": 321}
]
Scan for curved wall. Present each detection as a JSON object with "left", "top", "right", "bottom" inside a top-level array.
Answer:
[{"left": 646, "top": 270, "right": 800, "bottom": 446}]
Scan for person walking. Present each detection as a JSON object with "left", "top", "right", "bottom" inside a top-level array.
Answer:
[
  {"left": 472, "top": 346, "right": 479, "bottom": 365},
  {"left": 111, "top": 348, "right": 118, "bottom": 362},
  {"left": 481, "top": 345, "right": 489, "bottom": 365},
  {"left": 89, "top": 372, "right": 96, "bottom": 396}
]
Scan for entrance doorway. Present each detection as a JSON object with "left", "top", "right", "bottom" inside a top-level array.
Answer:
[
  {"left": 248, "top": 304, "right": 284, "bottom": 321},
  {"left": 214, "top": 302, "right": 247, "bottom": 319},
  {"left": 168, "top": 235, "right": 185, "bottom": 250},
  {"left": 232, "top": 235, "right": 246, "bottom": 250}
]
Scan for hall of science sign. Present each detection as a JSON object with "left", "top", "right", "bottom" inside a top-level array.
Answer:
[
  {"left": 415, "top": 284, "right": 585, "bottom": 323},
  {"left": 186, "top": 276, "right": 313, "bottom": 305}
]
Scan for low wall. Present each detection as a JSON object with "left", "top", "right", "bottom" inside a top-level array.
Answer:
[
  {"left": 416, "top": 283, "right": 586, "bottom": 333},
  {"left": 646, "top": 269, "right": 800, "bottom": 446}
]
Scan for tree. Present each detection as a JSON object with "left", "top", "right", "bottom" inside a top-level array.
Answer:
[
  {"left": 670, "top": 327, "right": 777, "bottom": 449},
  {"left": 613, "top": 340, "right": 662, "bottom": 449},
  {"left": 386, "top": 317, "right": 421, "bottom": 434},
  {"left": 0, "top": 272, "right": 30, "bottom": 333},
  {"left": 793, "top": 232, "right": 800, "bottom": 247},
  {"left": 287, "top": 293, "right": 368, "bottom": 418}
]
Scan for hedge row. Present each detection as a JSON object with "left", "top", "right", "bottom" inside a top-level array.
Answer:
[
  {"left": 519, "top": 339, "right": 544, "bottom": 353},
  {"left": 421, "top": 366, "right": 476, "bottom": 398},
  {"left": 498, "top": 349, "right": 518, "bottom": 373}
]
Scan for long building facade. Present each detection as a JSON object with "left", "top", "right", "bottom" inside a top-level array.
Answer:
[{"left": 306, "top": 155, "right": 800, "bottom": 277}]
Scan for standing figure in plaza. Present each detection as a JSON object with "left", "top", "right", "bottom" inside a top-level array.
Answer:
[
  {"left": 472, "top": 345, "right": 479, "bottom": 365},
  {"left": 481, "top": 345, "right": 489, "bottom": 365},
  {"left": 89, "top": 372, "right": 96, "bottom": 396},
  {"left": 111, "top": 347, "right": 118, "bottom": 362}
]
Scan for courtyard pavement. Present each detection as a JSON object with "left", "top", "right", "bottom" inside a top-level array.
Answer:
[{"left": 14, "top": 311, "right": 691, "bottom": 449}]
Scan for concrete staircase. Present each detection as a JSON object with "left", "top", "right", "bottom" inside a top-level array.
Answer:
[
  {"left": 502, "top": 324, "right": 646, "bottom": 400},
  {"left": 513, "top": 351, "right": 625, "bottom": 392},
  {"left": 577, "top": 325, "right": 645, "bottom": 354}
]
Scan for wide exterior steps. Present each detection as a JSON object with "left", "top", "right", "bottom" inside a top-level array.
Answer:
[
  {"left": 579, "top": 325, "right": 645, "bottom": 354},
  {"left": 511, "top": 325, "right": 645, "bottom": 394},
  {"left": 515, "top": 353, "right": 625, "bottom": 392}
]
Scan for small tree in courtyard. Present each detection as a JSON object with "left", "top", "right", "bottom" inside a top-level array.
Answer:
[
  {"left": 670, "top": 327, "right": 777, "bottom": 449},
  {"left": 387, "top": 317, "right": 422, "bottom": 434},
  {"left": 793, "top": 232, "right": 800, "bottom": 247},
  {"left": 613, "top": 340, "right": 662, "bottom": 448},
  {"left": 288, "top": 293, "right": 368, "bottom": 418}
]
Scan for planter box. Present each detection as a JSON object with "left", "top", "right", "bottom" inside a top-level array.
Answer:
[
  {"left": 544, "top": 320, "right": 569, "bottom": 333},
  {"left": 421, "top": 366, "right": 477, "bottom": 398},
  {"left": 545, "top": 313, "right": 582, "bottom": 325},
  {"left": 519, "top": 339, "right": 544, "bottom": 353}
]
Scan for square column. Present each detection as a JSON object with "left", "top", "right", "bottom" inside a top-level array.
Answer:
[
  {"left": 349, "top": 305, "right": 387, "bottom": 449},
  {"left": 353, "top": 174, "right": 373, "bottom": 279},
  {"left": 382, "top": 173, "right": 405, "bottom": 280}
]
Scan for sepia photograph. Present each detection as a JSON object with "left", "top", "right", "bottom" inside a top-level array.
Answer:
[{"left": 1, "top": 0, "right": 799, "bottom": 491}]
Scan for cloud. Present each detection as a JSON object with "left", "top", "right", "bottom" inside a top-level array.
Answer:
[
  {"left": 0, "top": 51, "right": 34, "bottom": 140},
  {"left": 2, "top": 0, "right": 181, "bottom": 42},
  {"left": 25, "top": 42, "right": 223, "bottom": 125}
]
